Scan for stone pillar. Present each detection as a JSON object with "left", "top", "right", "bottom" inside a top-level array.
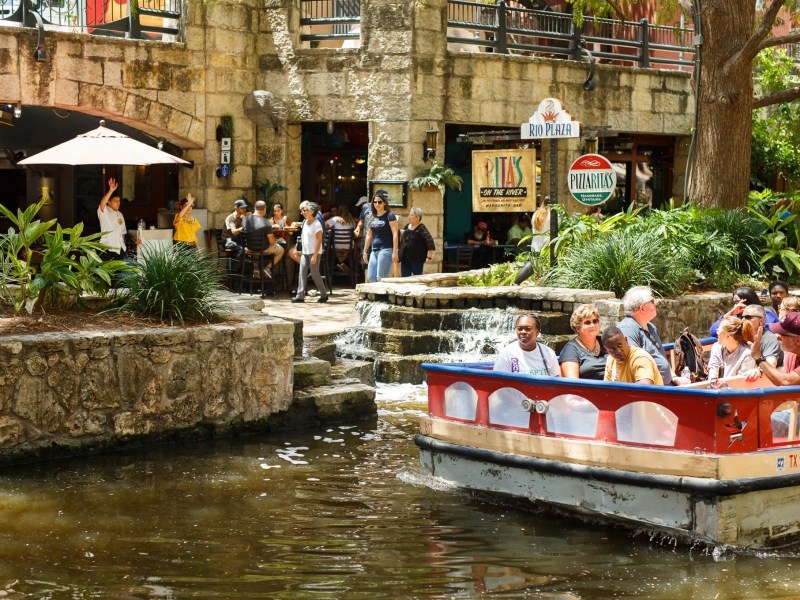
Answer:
[{"left": 180, "top": 0, "right": 261, "bottom": 229}]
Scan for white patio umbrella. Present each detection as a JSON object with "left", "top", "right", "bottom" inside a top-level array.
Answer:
[{"left": 19, "top": 120, "right": 190, "bottom": 166}]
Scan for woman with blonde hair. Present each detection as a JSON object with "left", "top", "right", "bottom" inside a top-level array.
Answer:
[
  {"left": 707, "top": 316, "right": 756, "bottom": 379},
  {"left": 530, "top": 199, "right": 550, "bottom": 253},
  {"left": 559, "top": 304, "right": 608, "bottom": 380}
]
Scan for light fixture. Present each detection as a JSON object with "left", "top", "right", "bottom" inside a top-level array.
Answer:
[
  {"left": 327, "top": 120, "right": 334, "bottom": 135},
  {"left": 157, "top": 140, "right": 164, "bottom": 150},
  {"left": 13, "top": 104, "right": 21, "bottom": 119},
  {"left": 581, "top": 47, "right": 597, "bottom": 92},
  {"left": 423, "top": 128, "right": 438, "bottom": 162}
]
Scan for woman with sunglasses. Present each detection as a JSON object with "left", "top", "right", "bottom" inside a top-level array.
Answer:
[
  {"left": 559, "top": 304, "right": 608, "bottom": 379},
  {"left": 362, "top": 190, "right": 399, "bottom": 282},
  {"left": 709, "top": 286, "right": 779, "bottom": 338}
]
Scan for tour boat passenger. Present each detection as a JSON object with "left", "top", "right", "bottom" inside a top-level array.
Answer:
[
  {"left": 768, "top": 280, "right": 789, "bottom": 316},
  {"left": 559, "top": 304, "right": 608, "bottom": 380},
  {"left": 709, "top": 286, "right": 778, "bottom": 337},
  {"left": 493, "top": 314, "right": 560, "bottom": 377},
  {"left": 617, "top": 286, "right": 677, "bottom": 385},
  {"left": 749, "top": 312, "right": 800, "bottom": 386},
  {"left": 707, "top": 317, "right": 756, "bottom": 380},
  {"left": 741, "top": 304, "right": 782, "bottom": 368},
  {"left": 779, "top": 296, "right": 800, "bottom": 373},
  {"left": 602, "top": 326, "right": 663, "bottom": 385}
]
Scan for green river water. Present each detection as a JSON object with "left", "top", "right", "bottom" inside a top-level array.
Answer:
[{"left": 0, "top": 384, "right": 798, "bottom": 599}]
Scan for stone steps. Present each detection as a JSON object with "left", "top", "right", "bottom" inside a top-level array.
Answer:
[{"left": 292, "top": 378, "right": 377, "bottom": 425}]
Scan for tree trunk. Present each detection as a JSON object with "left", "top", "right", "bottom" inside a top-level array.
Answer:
[{"left": 688, "top": 0, "right": 755, "bottom": 209}]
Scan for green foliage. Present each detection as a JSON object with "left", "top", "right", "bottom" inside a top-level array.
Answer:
[
  {"left": 0, "top": 200, "right": 127, "bottom": 314},
  {"left": 748, "top": 190, "right": 800, "bottom": 280},
  {"left": 545, "top": 228, "right": 694, "bottom": 298},
  {"left": 257, "top": 178, "right": 288, "bottom": 216},
  {"left": 751, "top": 49, "right": 800, "bottom": 188},
  {"left": 459, "top": 261, "right": 519, "bottom": 287},
  {"left": 549, "top": 203, "right": 642, "bottom": 256},
  {"left": 111, "top": 244, "right": 228, "bottom": 325},
  {"left": 409, "top": 162, "right": 463, "bottom": 194}
]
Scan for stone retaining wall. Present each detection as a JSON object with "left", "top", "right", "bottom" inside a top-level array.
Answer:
[
  {"left": 357, "top": 278, "right": 731, "bottom": 341},
  {"left": 0, "top": 315, "right": 294, "bottom": 464}
]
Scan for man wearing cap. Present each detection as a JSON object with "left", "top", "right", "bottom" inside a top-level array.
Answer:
[
  {"left": 748, "top": 312, "right": 800, "bottom": 385},
  {"left": 466, "top": 221, "right": 496, "bottom": 268},
  {"left": 223, "top": 198, "right": 250, "bottom": 254}
]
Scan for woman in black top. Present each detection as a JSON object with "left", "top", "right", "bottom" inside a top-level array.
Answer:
[
  {"left": 399, "top": 207, "right": 436, "bottom": 276},
  {"left": 559, "top": 303, "right": 608, "bottom": 380}
]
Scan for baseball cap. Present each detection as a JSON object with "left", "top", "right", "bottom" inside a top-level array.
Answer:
[
  {"left": 476, "top": 221, "right": 488, "bottom": 230},
  {"left": 233, "top": 199, "right": 247, "bottom": 208},
  {"left": 770, "top": 312, "right": 800, "bottom": 336},
  {"left": 356, "top": 196, "right": 369, "bottom": 207},
  {"left": 375, "top": 189, "right": 389, "bottom": 199}
]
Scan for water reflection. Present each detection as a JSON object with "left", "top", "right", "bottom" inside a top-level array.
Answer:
[{"left": 0, "top": 384, "right": 796, "bottom": 597}]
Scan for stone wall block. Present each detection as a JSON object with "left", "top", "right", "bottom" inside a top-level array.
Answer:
[
  {"left": 15, "top": 376, "right": 65, "bottom": 433},
  {"left": 80, "top": 359, "right": 121, "bottom": 412},
  {"left": 0, "top": 416, "right": 24, "bottom": 448},
  {"left": 25, "top": 355, "right": 48, "bottom": 377},
  {"left": 64, "top": 409, "right": 107, "bottom": 437},
  {"left": 46, "top": 360, "right": 81, "bottom": 404}
]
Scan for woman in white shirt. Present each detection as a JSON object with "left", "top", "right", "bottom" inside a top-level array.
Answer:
[{"left": 708, "top": 316, "right": 756, "bottom": 379}]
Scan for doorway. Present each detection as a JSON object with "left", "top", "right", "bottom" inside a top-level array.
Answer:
[{"left": 301, "top": 122, "right": 368, "bottom": 215}]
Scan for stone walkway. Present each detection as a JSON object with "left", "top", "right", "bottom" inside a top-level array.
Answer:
[{"left": 219, "top": 288, "right": 361, "bottom": 336}]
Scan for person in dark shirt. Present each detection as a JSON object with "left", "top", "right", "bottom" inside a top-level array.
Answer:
[
  {"left": 242, "top": 200, "right": 284, "bottom": 278},
  {"left": 559, "top": 304, "right": 608, "bottom": 380}
]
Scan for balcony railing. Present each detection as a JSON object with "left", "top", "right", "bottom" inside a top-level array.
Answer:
[
  {"left": 447, "top": 0, "right": 694, "bottom": 70},
  {"left": 0, "top": 0, "right": 182, "bottom": 41},
  {"left": 300, "top": 0, "right": 695, "bottom": 72}
]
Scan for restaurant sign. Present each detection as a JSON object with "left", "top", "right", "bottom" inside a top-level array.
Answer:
[
  {"left": 568, "top": 153, "right": 617, "bottom": 206},
  {"left": 471, "top": 149, "right": 536, "bottom": 213},
  {"left": 521, "top": 98, "right": 580, "bottom": 139}
]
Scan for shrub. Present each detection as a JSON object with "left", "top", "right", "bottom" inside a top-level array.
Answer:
[
  {"left": 112, "top": 244, "right": 229, "bottom": 324},
  {"left": 0, "top": 200, "right": 127, "bottom": 313},
  {"left": 545, "top": 228, "right": 694, "bottom": 298}
]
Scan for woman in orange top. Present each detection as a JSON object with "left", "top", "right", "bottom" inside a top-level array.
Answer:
[{"left": 173, "top": 193, "right": 201, "bottom": 247}]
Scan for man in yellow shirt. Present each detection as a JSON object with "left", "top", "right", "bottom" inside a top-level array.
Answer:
[{"left": 602, "top": 326, "right": 664, "bottom": 385}]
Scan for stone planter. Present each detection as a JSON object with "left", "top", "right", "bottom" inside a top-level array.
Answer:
[{"left": 0, "top": 315, "right": 294, "bottom": 464}]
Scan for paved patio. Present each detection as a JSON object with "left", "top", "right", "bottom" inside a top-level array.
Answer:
[{"left": 220, "top": 288, "right": 361, "bottom": 336}]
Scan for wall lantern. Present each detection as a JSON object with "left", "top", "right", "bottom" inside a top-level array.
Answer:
[
  {"left": 13, "top": 104, "right": 21, "bottom": 119},
  {"left": 423, "top": 128, "right": 438, "bottom": 162}
]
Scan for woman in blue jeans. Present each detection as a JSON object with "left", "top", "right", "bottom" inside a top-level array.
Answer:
[{"left": 362, "top": 189, "right": 399, "bottom": 282}]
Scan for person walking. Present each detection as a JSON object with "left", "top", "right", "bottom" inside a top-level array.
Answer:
[
  {"left": 292, "top": 201, "right": 328, "bottom": 304},
  {"left": 399, "top": 207, "right": 435, "bottom": 277},
  {"left": 362, "top": 190, "right": 399, "bottom": 283}
]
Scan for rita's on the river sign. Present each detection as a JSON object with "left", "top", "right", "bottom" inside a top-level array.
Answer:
[{"left": 568, "top": 154, "right": 617, "bottom": 206}]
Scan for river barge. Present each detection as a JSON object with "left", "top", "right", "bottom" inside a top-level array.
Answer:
[{"left": 416, "top": 362, "right": 800, "bottom": 548}]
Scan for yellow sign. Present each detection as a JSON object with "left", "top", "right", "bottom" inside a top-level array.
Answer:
[{"left": 471, "top": 149, "right": 536, "bottom": 213}]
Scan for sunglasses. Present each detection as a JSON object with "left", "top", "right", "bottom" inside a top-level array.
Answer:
[
  {"left": 582, "top": 318, "right": 600, "bottom": 326},
  {"left": 742, "top": 315, "right": 760, "bottom": 320},
  {"left": 373, "top": 199, "right": 384, "bottom": 204}
]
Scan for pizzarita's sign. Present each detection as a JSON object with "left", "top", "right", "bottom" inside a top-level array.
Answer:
[{"left": 568, "top": 154, "right": 617, "bottom": 206}]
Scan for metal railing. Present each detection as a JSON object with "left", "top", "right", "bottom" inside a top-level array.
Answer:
[
  {"left": 300, "top": 0, "right": 360, "bottom": 45},
  {"left": 447, "top": 0, "right": 695, "bottom": 70},
  {"left": 0, "top": 0, "right": 182, "bottom": 41},
  {"left": 299, "top": 0, "right": 694, "bottom": 71}
]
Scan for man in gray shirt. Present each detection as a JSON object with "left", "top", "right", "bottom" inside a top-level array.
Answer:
[
  {"left": 742, "top": 304, "right": 782, "bottom": 367},
  {"left": 617, "top": 286, "right": 675, "bottom": 385}
]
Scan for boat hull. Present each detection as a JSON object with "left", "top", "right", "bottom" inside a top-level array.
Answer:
[{"left": 417, "top": 432, "right": 800, "bottom": 548}]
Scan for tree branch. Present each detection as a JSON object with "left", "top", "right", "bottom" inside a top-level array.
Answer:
[
  {"left": 740, "top": 0, "right": 786, "bottom": 62},
  {"left": 758, "top": 31, "right": 800, "bottom": 52},
  {"left": 754, "top": 85, "right": 800, "bottom": 109}
]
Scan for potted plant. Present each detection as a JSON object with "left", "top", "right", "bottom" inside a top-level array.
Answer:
[
  {"left": 257, "top": 178, "right": 288, "bottom": 215},
  {"left": 409, "top": 162, "right": 463, "bottom": 194}
]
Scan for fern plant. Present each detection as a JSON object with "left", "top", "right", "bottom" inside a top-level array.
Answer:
[{"left": 409, "top": 162, "right": 463, "bottom": 194}]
